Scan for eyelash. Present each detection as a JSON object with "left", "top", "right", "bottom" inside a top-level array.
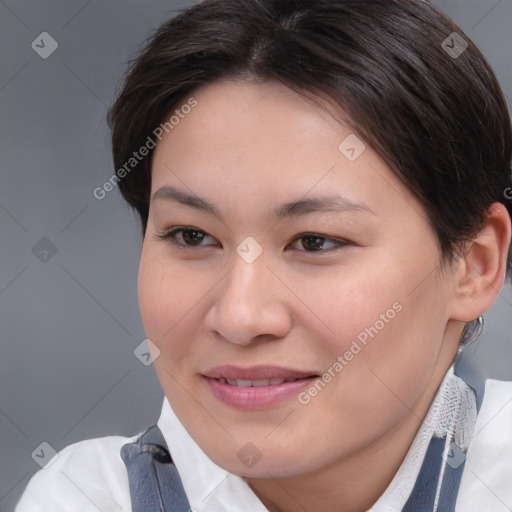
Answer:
[{"left": 155, "top": 226, "right": 349, "bottom": 253}]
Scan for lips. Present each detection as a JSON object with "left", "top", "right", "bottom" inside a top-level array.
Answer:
[
  {"left": 203, "top": 364, "right": 318, "bottom": 381},
  {"left": 218, "top": 377, "right": 304, "bottom": 387},
  {"left": 202, "top": 365, "right": 320, "bottom": 410}
]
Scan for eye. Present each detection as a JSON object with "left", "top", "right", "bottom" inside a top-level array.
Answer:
[
  {"left": 289, "top": 233, "right": 348, "bottom": 252},
  {"left": 155, "top": 226, "right": 218, "bottom": 247},
  {"left": 155, "top": 227, "right": 349, "bottom": 253}
]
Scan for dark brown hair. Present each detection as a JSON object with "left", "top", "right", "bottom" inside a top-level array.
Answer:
[{"left": 107, "top": 0, "right": 512, "bottom": 278}]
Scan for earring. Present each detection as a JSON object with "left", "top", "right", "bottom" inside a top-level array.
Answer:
[{"left": 457, "top": 315, "right": 484, "bottom": 355}]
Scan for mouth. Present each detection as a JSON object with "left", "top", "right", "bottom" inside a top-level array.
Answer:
[
  {"left": 202, "top": 365, "right": 320, "bottom": 410},
  {"left": 212, "top": 376, "right": 316, "bottom": 387},
  {"left": 203, "top": 364, "right": 318, "bottom": 381}
]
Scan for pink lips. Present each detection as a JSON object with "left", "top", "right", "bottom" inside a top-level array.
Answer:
[{"left": 203, "top": 365, "right": 319, "bottom": 410}]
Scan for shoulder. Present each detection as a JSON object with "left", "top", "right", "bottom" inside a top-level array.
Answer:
[
  {"left": 457, "top": 378, "right": 512, "bottom": 512},
  {"left": 480, "top": 376, "right": 512, "bottom": 402},
  {"left": 15, "top": 432, "right": 140, "bottom": 512},
  {"left": 475, "top": 377, "right": 512, "bottom": 434},
  {"left": 471, "top": 377, "right": 512, "bottom": 451}
]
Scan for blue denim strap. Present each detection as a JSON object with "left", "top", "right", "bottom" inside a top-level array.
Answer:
[
  {"left": 120, "top": 425, "right": 191, "bottom": 512},
  {"left": 402, "top": 372, "right": 482, "bottom": 512},
  {"left": 402, "top": 437, "right": 464, "bottom": 512}
]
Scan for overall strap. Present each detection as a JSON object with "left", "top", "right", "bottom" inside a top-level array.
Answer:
[
  {"left": 402, "top": 374, "right": 482, "bottom": 512},
  {"left": 402, "top": 437, "right": 464, "bottom": 512},
  {"left": 120, "top": 425, "right": 191, "bottom": 512}
]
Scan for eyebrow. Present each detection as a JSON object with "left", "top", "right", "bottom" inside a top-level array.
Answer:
[{"left": 152, "top": 185, "right": 375, "bottom": 220}]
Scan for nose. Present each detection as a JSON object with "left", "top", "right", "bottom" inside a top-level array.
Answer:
[{"left": 203, "top": 252, "right": 293, "bottom": 346}]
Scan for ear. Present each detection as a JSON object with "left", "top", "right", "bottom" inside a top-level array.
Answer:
[{"left": 449, "top": 202, "right": 511, "bottom": 322}]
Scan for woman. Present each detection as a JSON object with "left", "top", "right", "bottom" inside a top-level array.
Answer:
[{"left": 16, "top": 0, "right": 512, "bottom": 511}]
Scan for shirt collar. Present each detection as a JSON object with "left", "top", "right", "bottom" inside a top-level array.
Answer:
[{"left": 157, "top": 398, "right": 268, "bottom": 511}]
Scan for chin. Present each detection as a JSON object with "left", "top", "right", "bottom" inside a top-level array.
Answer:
[{"left": 210, "top": 449, "right": 316, "bottom": 479}]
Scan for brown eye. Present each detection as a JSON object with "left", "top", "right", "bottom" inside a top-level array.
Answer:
[
  {"left": 156, "top": 227, "right": 216, "bottom": 247},
  {"left": 289, "top": 233, "right": 348, "bottom": 253},
  {"left": 181, "top": 229, "right": 206, "bottom": 245},
  {"left": 301, "top": 235, "right": 327, "bottom": 251}
]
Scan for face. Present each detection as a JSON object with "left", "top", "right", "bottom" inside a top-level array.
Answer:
[{"left": 138, "top": 78, "right": 458, "bottom": 478}]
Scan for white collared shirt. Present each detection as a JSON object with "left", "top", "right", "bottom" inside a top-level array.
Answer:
[{"left": 15, "top": 367, "right": 512, "bottom": 511}]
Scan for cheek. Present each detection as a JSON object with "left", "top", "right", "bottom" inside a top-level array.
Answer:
[
  {"left": 138, "top": 253, "right": 204, "bottom": 357},
  {"left": 294, "top": 259, "right": 446, "bottom": 406},
  {"left": 289, "top": 262, "right": 404, "bottom": 352}
]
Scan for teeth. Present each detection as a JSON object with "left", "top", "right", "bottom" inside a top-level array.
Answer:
[
  {"left": 219, "top": 377, "right": 300, "bottom": 386},
  {"left": 252, "top": 379, "right": 270, "bottom": 387}
]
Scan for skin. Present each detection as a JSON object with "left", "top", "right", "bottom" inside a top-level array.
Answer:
[{"left": 138, "top": 78, "right": 511, "bottom": 512}]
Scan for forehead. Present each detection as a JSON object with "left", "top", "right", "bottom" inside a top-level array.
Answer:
[
  {"left": 153, "top": 78, "right": 344, "bottom": 158},
  {"left": 149, "top": 78, "right": 419, "bottom": 220}
]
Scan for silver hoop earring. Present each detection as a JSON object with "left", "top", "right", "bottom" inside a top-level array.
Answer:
[{"left": 457, "top": 315, "right": 484, "bottom": 355}]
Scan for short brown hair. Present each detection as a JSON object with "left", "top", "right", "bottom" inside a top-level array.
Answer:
[{"left": 107, "top": 0, "right": 512, "bottom": 278}]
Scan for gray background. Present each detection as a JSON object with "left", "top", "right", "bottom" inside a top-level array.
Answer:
[{"left": 0, "top": 0, "right": 511, "bottom": 510}]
